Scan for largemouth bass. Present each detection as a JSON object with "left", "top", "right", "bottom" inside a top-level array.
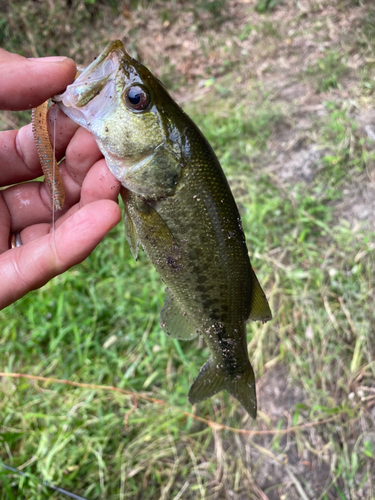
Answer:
[{"left": 54, "top": 40, "right": 272, "bottom": 418}]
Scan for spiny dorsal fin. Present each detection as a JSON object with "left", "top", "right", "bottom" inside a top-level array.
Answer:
[{"left": 160, "top": 291, "right": 198, "bottom": 340}]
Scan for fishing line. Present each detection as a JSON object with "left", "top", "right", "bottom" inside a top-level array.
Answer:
[
  {"left": 0, "top": 462, "right": 89, "bottom": 500},
  {"left": 52, "top": 112, "right": 56, "bottom": 233}
]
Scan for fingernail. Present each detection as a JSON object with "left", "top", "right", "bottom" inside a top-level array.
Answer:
[{"left": 29, "top": 56, "right": 69, "bottom": 63}]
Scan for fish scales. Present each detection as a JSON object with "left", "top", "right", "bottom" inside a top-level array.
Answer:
[{"left": 53, "top": 40, "right": 272, "bottom": 418}]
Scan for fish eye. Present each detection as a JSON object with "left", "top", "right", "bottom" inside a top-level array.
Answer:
[{"left": 124, "top": 85, "right": 150, "bottom": 111}]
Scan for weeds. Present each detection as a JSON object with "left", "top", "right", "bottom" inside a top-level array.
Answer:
[
  {"left": 255, "top": 0, "right": 280, "bottom": 13},
  {"left": 305, "top": 51, "right": 349, "bottom": 93}
]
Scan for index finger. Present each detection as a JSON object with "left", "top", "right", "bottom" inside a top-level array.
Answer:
[{"left": 0, "top": 48, "right": 76, "bottom": 111}]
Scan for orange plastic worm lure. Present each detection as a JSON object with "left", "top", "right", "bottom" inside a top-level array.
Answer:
[{"left": 32, "top": 101, "right": 65, "bottom": 211}]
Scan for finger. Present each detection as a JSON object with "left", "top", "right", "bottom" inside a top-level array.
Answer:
[
  {"left": 0, "top": 195, "right": 11, "bottom": 254},
  {"left": 79, "top": 159, "right": 121, "bottom": 206},
  {"left": 52, "top": 159, "right": 120, "bottom": 232},
  {"left": 3, "top": 158, "right": 121, "bottom": 234},
  {"left": 1, "top": 180, "right": 60, "bottom": 232},
  {"left": 18, "top": 223, "right": 51, "bottom": 245},
  {"left": 0, "top": 49, "right": 76, "bottom": 111},
  {"left": 53, "top": 159, "right": 121, "bottom": 223},
  {"left": 0, "top": 199, "right": 121, "bottom": 310},
  {"left": 60, "top": 126, "right": 103, "bottom": 192}
]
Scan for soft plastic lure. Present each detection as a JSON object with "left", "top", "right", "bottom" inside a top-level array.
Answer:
[{"left": 32, "top": 101, "right": 65, "bottom": 211}]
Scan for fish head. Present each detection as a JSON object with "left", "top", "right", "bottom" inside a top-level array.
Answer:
[{"left": 54, "top": 40, "right": 182, "bottom": 198}]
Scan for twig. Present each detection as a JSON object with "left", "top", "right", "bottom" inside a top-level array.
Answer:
[
  {"left": 285, "top": 465, "right": 311, "bottom": 500},
  {"left": 338, "top": 296, "right": 357, "bottom": 338},
  {"left": 323, "top": 295, "right": 340, "bottom": 333},
  {"left": 173, "top": 480, "right": 189, "bottom": 500},
  {"left": 0, "top": 372, "right": 339, "bottom": 436}
]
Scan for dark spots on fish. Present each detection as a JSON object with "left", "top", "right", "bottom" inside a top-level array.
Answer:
[
  {"left": 165, "top": 171, "right": 179, "bottom": 188},
  {"left": 196, "top": 274, "right": 207, "bottom": 285},
  {"left": 218, "top": 337, "right": 240, "bottom": 374},
  {"left": 165, "top": 255, "right": 181, "bottom": 270},
  {"left": 202, "top": 299, "right": 215, "bottom": 310},
  {"left": 209, "top": 312, "right": 221, "bottom": 321},
  {"left": 143, "top": 232, "right": 160, "bottom": 249},
  {"left": 209, "top": 307, "right": 222, "bottom": 320},
  {"left": 122, "top": 130, "right": 131, "bottom": 142},
  {"left": 188, "top": 247, "right": 203, "bottom": 260}
]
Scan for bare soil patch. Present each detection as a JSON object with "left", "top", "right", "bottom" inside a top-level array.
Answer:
[{"left": 112, "top": 0, "right": 375, "bottom": 230}]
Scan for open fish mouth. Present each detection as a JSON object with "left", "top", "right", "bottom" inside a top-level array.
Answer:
[{"left": 53, "top": 40, "right": 125, "bottom": 110}]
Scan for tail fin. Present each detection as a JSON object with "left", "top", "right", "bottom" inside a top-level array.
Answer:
[
  {"left": 188, "top": 358, "right": 257, "bottom": 418},
  {"left": 227, "top": 365, "right": 257, "bottom": 418}
]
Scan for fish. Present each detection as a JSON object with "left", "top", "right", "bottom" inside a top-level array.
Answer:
[{"left": 53, "top": 40, "right": 272, "bottom": 418}]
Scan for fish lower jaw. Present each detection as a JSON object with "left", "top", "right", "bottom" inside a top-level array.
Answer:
[{"left": 104, "top": 157, "right": 129, "bottom": 185}]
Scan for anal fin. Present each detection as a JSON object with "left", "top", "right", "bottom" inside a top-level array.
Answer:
[
  {"left": 160, "top": 291, "right": 198, "bottom": 340},
  {"left": 188, "top": 358, "right": 226, "bottom": 403}
]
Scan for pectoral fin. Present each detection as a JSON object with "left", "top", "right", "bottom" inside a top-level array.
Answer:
[
  {"left": 120, "top": 188, "right": 140, "bottom": 260},
  {"left": 160, "top": 291, "right": 198, "bottom": 340}
]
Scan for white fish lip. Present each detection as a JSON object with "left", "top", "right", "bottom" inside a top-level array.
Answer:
[{"left": 52, "top": 40, "right": 126, "bottom": 109}]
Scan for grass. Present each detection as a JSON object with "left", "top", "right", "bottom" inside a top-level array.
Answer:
[
  {"left": 1, "top": 0, "right": 375, "bottom": 498},
  {"left": 304, "top": 51, "right": 350, "bottom": 93}
]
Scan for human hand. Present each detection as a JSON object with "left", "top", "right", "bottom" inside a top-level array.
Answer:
[{"left": 0, "top": 48, "right": 122, "bottom": 309}]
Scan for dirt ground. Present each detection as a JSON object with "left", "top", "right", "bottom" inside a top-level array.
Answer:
[{"left": 103, "top": 0, "right": 375, "bottom": 235}]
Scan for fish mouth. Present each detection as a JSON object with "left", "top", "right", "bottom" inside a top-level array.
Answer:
[{"left": 53, "top": 40, "right": 127, "bottom": 109}]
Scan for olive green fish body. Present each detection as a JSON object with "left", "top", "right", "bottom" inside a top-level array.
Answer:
[
  {"left": 54, "top": 40, "right": 271, "bottom": 417},
  {"left": 122, "top": 122, "right": 268, "bottom": 416}
]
